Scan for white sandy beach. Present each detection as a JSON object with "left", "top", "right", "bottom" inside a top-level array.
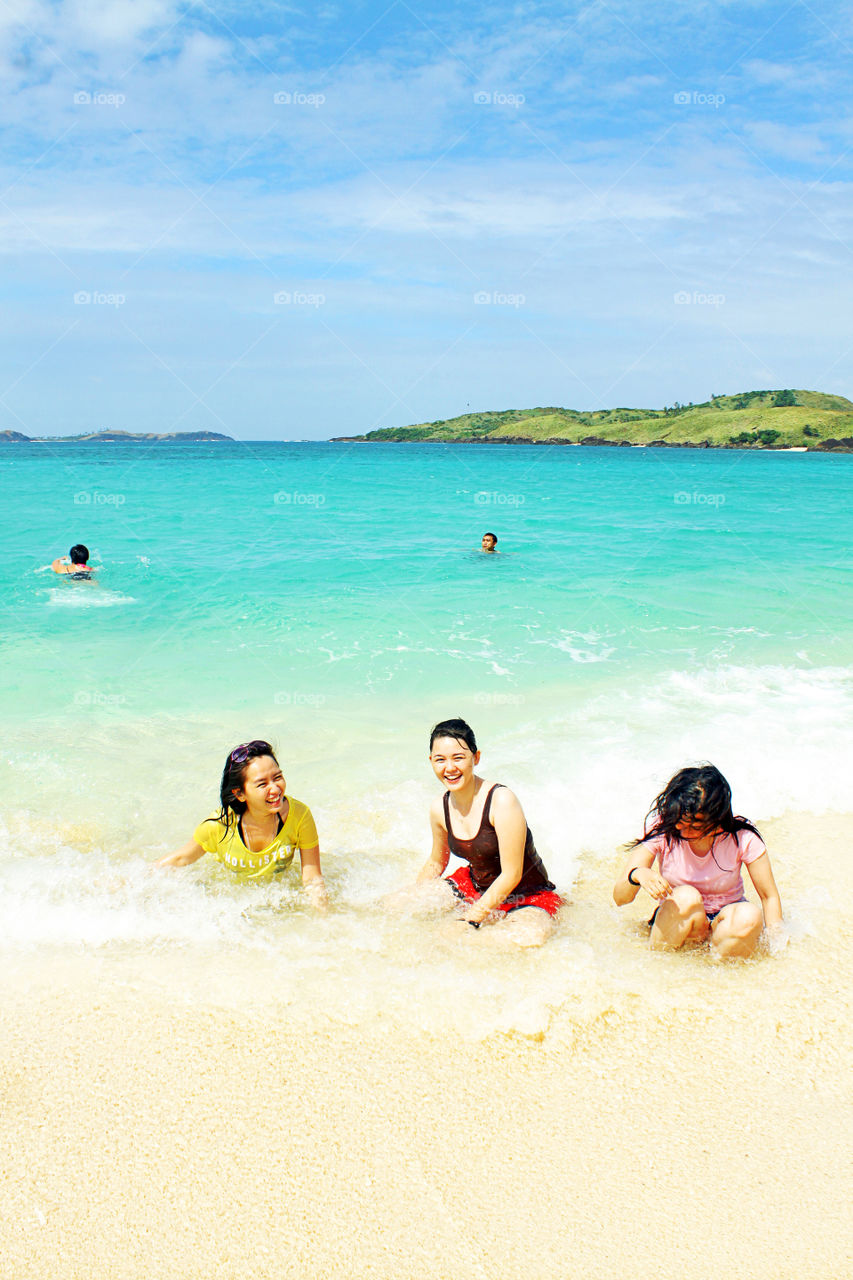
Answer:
[{"left": 2, "top": 812, "right": 851, "bottom": 1280}]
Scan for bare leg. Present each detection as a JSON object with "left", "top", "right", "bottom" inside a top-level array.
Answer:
[
  {"left": 498, "top": 906, "right": 553, "bottom": 948},
  {"left": 710, "top": 902, "right": 763, "bottom": 959},
  {"left": 650, "top": 885, "right": 709, "bottom": 951}
]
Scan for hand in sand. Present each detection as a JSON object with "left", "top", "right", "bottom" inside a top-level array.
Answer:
[
  {"left": 303, "top": 876, "right": 329, "bottom": 913},
  {"left": 766, "top": 921, "right": 789, "bottom": 956}
]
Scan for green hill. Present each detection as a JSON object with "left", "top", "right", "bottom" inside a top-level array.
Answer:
[{"left": 334, "top": 391, "right": 853, "bottom": 449}]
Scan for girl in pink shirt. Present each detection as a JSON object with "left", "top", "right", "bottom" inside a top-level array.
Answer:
[{"left": 614, "top": 764, "right": 783, "bottom": 958}]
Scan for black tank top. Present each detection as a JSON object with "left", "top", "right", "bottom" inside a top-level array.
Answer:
[{"left": 443, "top": 783, "right": 554, "bottom": 895}]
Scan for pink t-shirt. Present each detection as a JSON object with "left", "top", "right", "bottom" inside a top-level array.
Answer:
[{"left": 642, "top": 828, "right": 766, "bottom": 913}]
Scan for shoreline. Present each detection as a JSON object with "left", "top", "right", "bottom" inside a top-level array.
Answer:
[
  {"left": 3, "top": 810, "right": 851, "bottom": 1279},
  {"left": 329, "top": 436, "right": 849, "bottom": 451},
  {"left": 4, "top": 434, "right": 850, "bottom": 451}
]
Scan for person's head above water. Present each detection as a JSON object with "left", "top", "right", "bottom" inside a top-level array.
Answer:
[
  {"left": 218, "top": 739, "right": 284, "bottom": 828},
  {"left": 481, "top": 533, "right": 498, "bottom": 553},
  {"left": 641, "top": 763, "right": 760, "bottom": 846},
  {"left": 428, "top": 718, "right": 481, "bottom": 790},
  {"left": 69, "top": 544, "right": 90, "bottom": 564}
]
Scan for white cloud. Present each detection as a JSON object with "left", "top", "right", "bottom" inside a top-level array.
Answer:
[
  {"left": 64, "top": 0, "right": 176, "bottom": 45},
  {"left": 607, "top": 73, "right": 666, "bottom": 97},
  {"left": 744, "top": 120, "right": 831, "bottom": 164},
  {"left": 298, "top": 163, "right": 690, "bottom": 240},
  {"left": 742, "top": 58, "right": 800, "bottom": 86}
]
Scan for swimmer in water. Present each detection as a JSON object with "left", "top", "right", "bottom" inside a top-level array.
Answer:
[
  {"left": 51, "top": 543, "right": 96, "bottom": 580},
  {"left": 614, "top": 764, "right": 783, "bottom": 957},
  {"left": 154, "top": 740, "right": 327, "bottom": 908},
  {"left": 479, "top": 532, "right": 498, "bottom": 553},
  {"left": 414, "top": 718, "right": 562, "bottom": 946}
]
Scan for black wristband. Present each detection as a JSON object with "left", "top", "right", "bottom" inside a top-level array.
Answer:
[
  {"left": 627, "top": 868, "right": 641, "bottom": 887},
  {"left": 468, "top": 920, "right": 481, "bottom": 929}
]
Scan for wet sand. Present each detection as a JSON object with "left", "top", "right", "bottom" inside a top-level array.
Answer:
[{"left": 2, "top": 812, "right": 851, "bottom": 1280}]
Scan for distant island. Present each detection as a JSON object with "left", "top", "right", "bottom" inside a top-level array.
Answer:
[
  {"left": 332, "top": 390, "right": 853, "bottom": 450},
  {"left": 0, "top": 430, "right": 233, "bottom": 443}
]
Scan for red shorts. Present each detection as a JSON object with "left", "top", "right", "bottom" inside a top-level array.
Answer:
[{"left": 446, "top": 866, "right": 563, "bottom": 917}]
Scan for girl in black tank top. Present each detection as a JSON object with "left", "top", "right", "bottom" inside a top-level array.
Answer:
[
  {"left": 416, "top": 719, "right": 562, "bottom": 940},
  {"left": 442, "top": 783, "right": 554, "bottom": 895}
]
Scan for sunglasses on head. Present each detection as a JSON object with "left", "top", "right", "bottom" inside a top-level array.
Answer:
[{"left": 230, "top": 740, "right": 273, "bottom": 765}]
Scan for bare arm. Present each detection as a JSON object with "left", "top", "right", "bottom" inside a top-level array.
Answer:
[
  {"left": 745, "top": 852, "right": 782, "bottom": 928},
  {"left": 417, "top": 800, "right": 450, "bottom": 882},
  {"left": 299, "top": 843, "right": 328, "bottom": 909},
  {"left": 613, "top": 843, "right": 669, "bottom": 906},
  {"left": 154, "top": 838, "right": 206, "bottom": 869},
  {"left": 463, "top": 788, "right": 526, "bottom": 924}
]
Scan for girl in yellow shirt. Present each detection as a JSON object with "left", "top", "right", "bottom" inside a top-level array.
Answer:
[{"left": 155, "top": 740, "right": 327, "bottom": 907}]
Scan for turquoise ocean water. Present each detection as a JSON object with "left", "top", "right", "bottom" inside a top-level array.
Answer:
[{"left": 2, "top": 442, "right": 851, "bottom": 1032}]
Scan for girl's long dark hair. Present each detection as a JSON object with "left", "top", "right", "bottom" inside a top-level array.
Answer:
[
  {"left": 429, "top": 718, "right": 477, "bottom": 753},
  {"left": 214, "top": 740, "right": 279, "bottom": 833},
  {"left": 631, "top": 764, "right": 761, "bottom": 853}
]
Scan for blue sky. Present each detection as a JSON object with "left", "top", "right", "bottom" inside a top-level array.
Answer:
[{"left": 1, "top": 0, "right": 851, "bottom": 438}]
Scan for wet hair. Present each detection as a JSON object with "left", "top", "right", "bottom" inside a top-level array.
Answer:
[
  {"left": 482, "top": 532, "right": 497, "bottom": 543},
  {"left": 429, "top": 718, "right": 477, "bottom": 754},
  {"left": 70, "top": 544, "right": 89, "bottom": 564},
  {"left": 632, "top": 764, "right": 761, "bottom": 860},
  {"left": 216, "top": 739, "right": 280, "bottom": 832}
]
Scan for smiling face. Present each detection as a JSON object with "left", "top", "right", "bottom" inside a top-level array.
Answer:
[
  {"left": 233, "top": 755, "right": 286, "bottom": 818},
  {"left": 429, "top": 735, "right": 480, "bottom": 792}
]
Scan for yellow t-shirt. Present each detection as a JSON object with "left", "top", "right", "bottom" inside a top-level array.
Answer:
[{"left": 193, "top": 797, "right": 319, "bottom": 880}]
